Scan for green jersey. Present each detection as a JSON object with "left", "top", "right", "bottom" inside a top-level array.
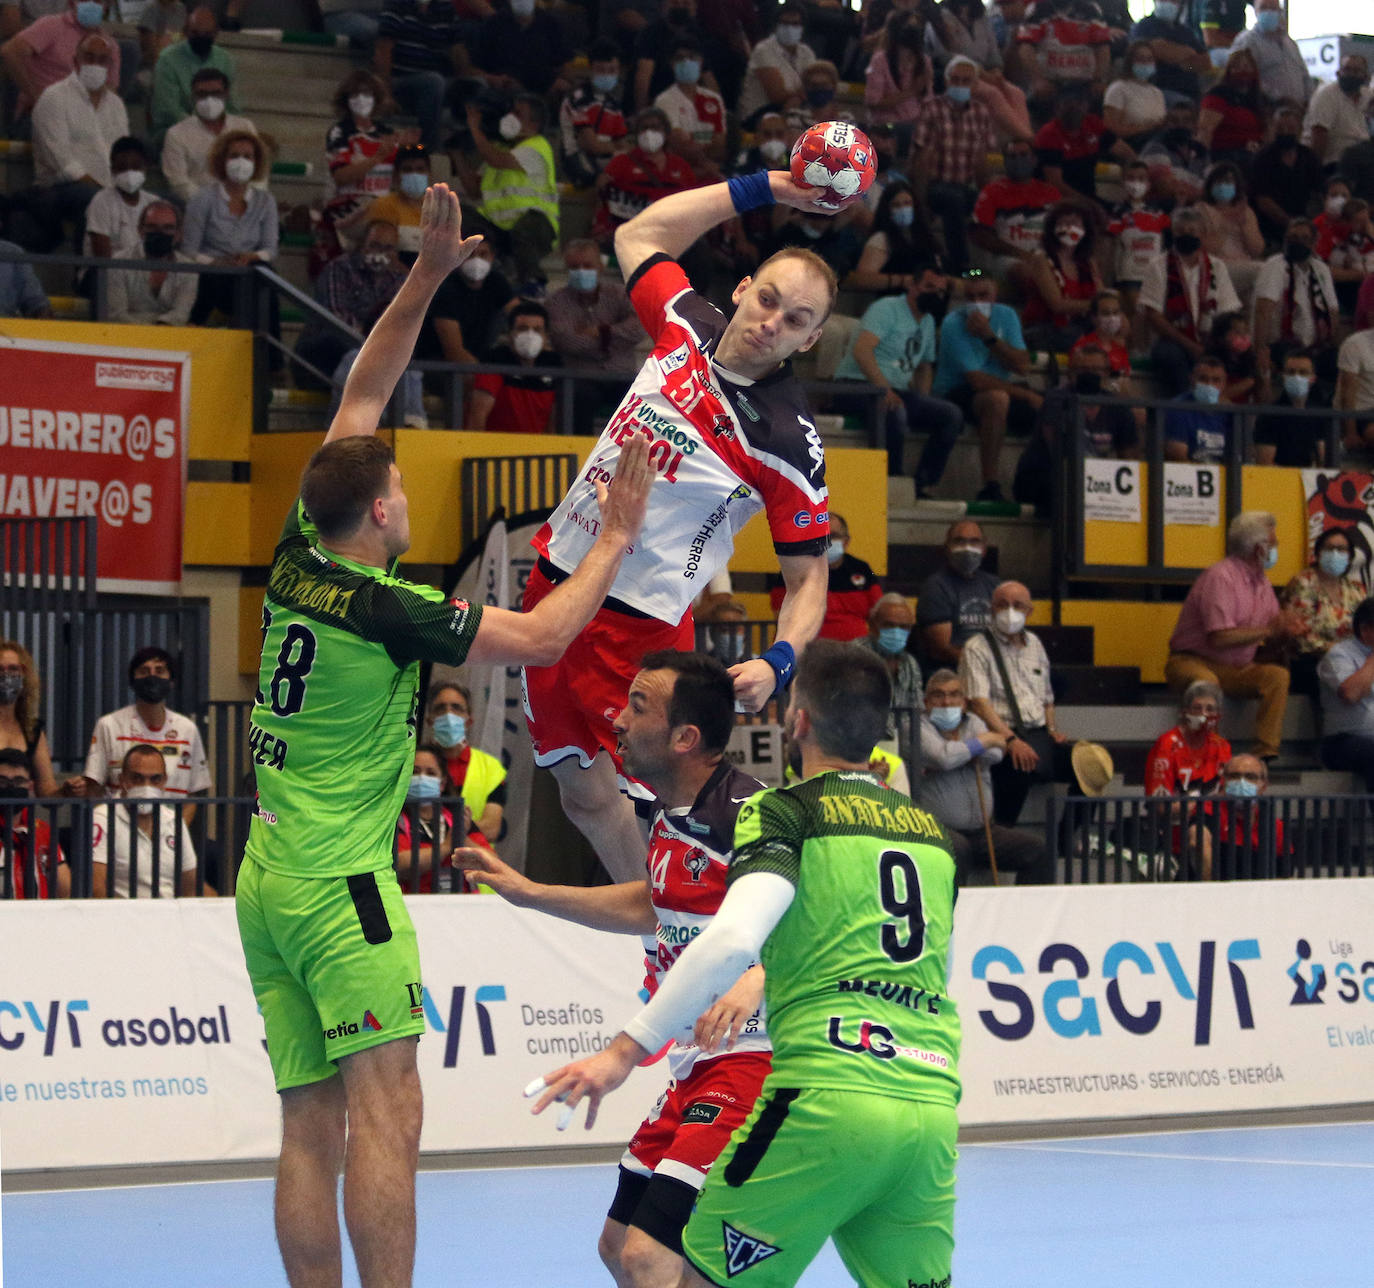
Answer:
[
  {"left": 729, "top": 769, "right": 961, "bottom": 1106},
  {"left": 243, "top": 499, "right": 483, "bottom": 879}
]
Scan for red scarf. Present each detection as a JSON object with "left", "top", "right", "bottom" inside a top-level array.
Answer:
[{"left": 1163, "top": 251, "right": 1216, "bottom": 341}]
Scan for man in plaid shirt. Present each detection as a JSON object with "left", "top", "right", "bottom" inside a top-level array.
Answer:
[{"left": 912, "top": 56, "right": 994, "bottom": 273}]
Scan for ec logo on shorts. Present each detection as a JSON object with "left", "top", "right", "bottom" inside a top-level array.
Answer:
[{"left": 722, "top": 1223, "right": 780, "bottom": 1277}]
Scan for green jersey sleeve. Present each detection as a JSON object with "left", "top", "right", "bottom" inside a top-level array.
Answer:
[
  {"left": 369, "top": 577, "right": 485, "bottom": 669},
  {"left": 730, "top": 787, "right": 807, "bottom": 886},
  {"left": 278, "top": 496, "right": 317, "bottom": 550}
]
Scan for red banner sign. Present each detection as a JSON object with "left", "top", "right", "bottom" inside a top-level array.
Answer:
[{"left": 0, "top": 337, "right": 189, "bottom": 593}]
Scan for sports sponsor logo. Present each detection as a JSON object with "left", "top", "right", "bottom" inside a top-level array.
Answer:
[
  {"left": 908, "top": 1276, "right": 951, "bottom": 1288},
  {"left": 322, "top": 1010, "right": 384, "bottom": 1042},
  {"left": 0, "top": 1000, "right": 232, "bottom": 1054},
  {"left": 826, "top": 1017, "right": 951, "bottom": 1068},
  {"left": 722, "top": 1223, "right": 781, "bottom": 1277},
  {"left": 95, "top": 361, "right": 177, "bottom": 392},
  {"left": 682, "top": 1100, "right": 723, "bottom": 1125},
  {"left": 793, "top": 511, "right": 811, "bottom": 528}
]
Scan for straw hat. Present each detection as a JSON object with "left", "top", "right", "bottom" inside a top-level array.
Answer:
[{"left": 1070, "top": 740, "right": 1114, "bottom": 796}]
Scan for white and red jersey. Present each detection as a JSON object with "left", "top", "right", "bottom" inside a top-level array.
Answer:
[
  {"left": 83, "top": 704, "right": 211, "bottom": 798},
  {"left": 642, "top": 760, "right": 770, "bottom": 1080},
  {"left": 1108, "top": 202, "right": 1171, "bottom": 283},
  {"left": 1016, "top": 11, "right": 1109, "bottom": 83},
  {"left": 534, "top": 255, "right": 831, "bottom": 624}
]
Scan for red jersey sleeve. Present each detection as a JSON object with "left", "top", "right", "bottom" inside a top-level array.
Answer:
[{"left": 625, "top": 253, "right": 695, "bottom": 344}]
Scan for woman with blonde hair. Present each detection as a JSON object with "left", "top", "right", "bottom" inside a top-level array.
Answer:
[{"left": 0, "top": 640, "right": 59, "bottom": 797}]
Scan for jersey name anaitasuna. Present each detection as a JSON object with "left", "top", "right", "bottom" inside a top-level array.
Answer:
[
  {"left": 534, "top": 255, "right": 831, "bottom": 624},
  {"left": 643, "top": 760, "right": 770, "bottom": 1079},
  {"left": 244, "top": 499, "right": 483, "bottom": 879},
  {"left": 729, "top": 769, "right": 961, "bottom": 1105}
]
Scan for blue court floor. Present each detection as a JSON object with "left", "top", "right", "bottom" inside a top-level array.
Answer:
[{"left": 5, "top": 1121, "right": 1372, "bottom": 1286}]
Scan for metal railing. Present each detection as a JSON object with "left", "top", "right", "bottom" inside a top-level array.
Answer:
[{"left": 1048, "top": 791, "right": 1374, "bottom": 883}]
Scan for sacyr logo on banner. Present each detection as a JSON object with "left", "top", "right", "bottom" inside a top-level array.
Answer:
[
  {"left": 970, "top": 936, "right": 1260, "bottom": 1046},
  {"left": 0, "top": 998, "right": 231, "bottom": 1054}
]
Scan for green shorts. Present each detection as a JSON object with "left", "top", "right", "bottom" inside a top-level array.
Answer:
[
  {"left": 236, "top": 856, "right": 425, "bottom": 1091},
  {"left": 681, "top": 1086, "right": 957, "bottom": 1288}
]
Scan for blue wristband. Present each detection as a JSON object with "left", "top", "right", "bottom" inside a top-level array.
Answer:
[
  {"left": 759, "top": 641, "right": 796, "bottom": 696},
  {"left": 728, "top": 171, "right": 776, "bottom": 215}
]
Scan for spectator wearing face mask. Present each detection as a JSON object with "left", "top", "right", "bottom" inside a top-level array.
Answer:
[
  {"left": 0, "top": 639, "right": 61, "bottom": 799},
  {"left": 468, "top": 301, "right": 561, "bottom": 433},
  {"left": 696, "top": 592, "right": 751, "bottom": 667},
  {"left": 737, "top": 3, "right": 815, "bottom": 124},
  {"left": 160, "top": 66, "right": 256, "bottom": 204},
  {"left": 1009, "top": 0, "right": 1110, "bottom": 111},
  {"left": 1317, "top": 594, "right": 1374, "bottom": 793},
  {"left": 1326, "top": 199, "right": 1374, "bottom": 316},
  {"left": 83, "top": 135, "right": 158, "bottom": 260},
  {"left": 1165, "top": 510, "right": 1297, "bottom": 762},
  {"left": 0, "top": 0, "right": 123, "bottom": 121},
  {"left": 105, "top": 200, "right": 198, "bottom": 325},
  {"left": 1254, "top": 351, "right": 1330, "bottom": 468},
  {"left": 733, "top": 109, "right": 793, "bottom": 175},
  {"left": 593, "top": 106, "right": 697, "bottom": 249},
  {"left": 150, "top": 4, "right": 235, "bottom": 142},
  {"left": 1193, "top": 755, "right": 1285, "bottom": 880},
  {"left": 395, "top": 744, "right": 460, "bottom": 893},
  {"left": 559, "top": 40, "right": 630, "bottom": 188},
  {"left": 1279, "top": 525, "right": 1364, "bottom": 703},
  {"left": 654, "top": 36, "right": 727, "bottom": 179},
  {"left": 1250, "top": 100, "right": 1325, "bottom": 246},
  {"left": 1253, "top": 217, "right": 1339, "bottom": 389},
  {"left": 1139, "top": 99, "right": 1209, "bottom": 206},
  {"left": 82, "top": 647, "right": 211, "bottom": 815},
  {"left": 1312, "top": 176, "right": 1353, "bottom": 262},
  {"left": 473, "top": 0, "right": 572, "bottom": 97},
  {"left": 864, "top": 13, "right": 933, "bottom": 130},
  {"left": 1204, "top": 311, "right": 1258, "bottom": 405},
  {"left": 425, "top": 682, "right": 507, "bottom": 843},
  {"left": 910, "top": 55, "right": 994, "bottom": 276},
  {"left": 350, "top": 143, "right": 431, "bottom": 260},
  {"left": 845, "top": 179, "right": 942, "bottom": 295},
  {"left": 1228, "top": 0, "right": 1310, "bottom": 110},
  {"left": 1128, "top": 0, "right": 1209, "bottom": 107},
  {"left": 310, "top": 69, "right": 416, "bottom": 278},
  {"left": 1034, "top": 86, "right": 1128, "bottom": 204},
  {"left": 1198, "top": 161, "right": 1264, "bottom": 305},
  {"left": 917, "top": 519, "right": 1000, "bottom": 668},
  {"left": 632, "top": 0, "right": 717, "bottom": 109},
  {"left": 1197, "top": 47, "right": 1266, "bottom": 164},
  {"left": 0, "top": 748, "right": 67, "bottom": 899},
  {"left": 794, "top": 58, "right": 845, "bottom": 129},
  {"left": 769, "top": 512, "right": 882, "bottom": 641},
  {"left": 968, "top": 137, "right": 1060, "bottom": 282},
  {"left": 1145, "top": 680, "right": 1230, "bottom": 796},
  {"left": 862, "top": 592, "right": 923, "bottom": 778},
  {"left": 419, "top": 239, "right": 513, "bottom": 364},
  {"left": 1102, "top": 40, "right": 1166, "bottom": 150},
  {"left": 1304, "top": 55, "right": 1373, "bottom": 166},
  {"left": 925, "top": 0, "right": 1031, "bottom": 142},
  {"left": 88, "top": 743, "right": 210, "bottom": 898},
  {"left": 1021, "top": 200, "right": 1102, "bottom": 351},
  {"left": 1164, "top": 354, "right": 1230, "bottom": 463},
  {"left": 1070, "top": 289, "right": 1132, "bottom": 383}
]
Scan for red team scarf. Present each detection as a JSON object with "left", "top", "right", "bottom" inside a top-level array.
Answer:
[{"left": 1163, "top": 250, "right": 1216, "bottom": 342}]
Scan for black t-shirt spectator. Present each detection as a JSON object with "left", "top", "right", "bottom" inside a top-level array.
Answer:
[
  {"left": 635, "top": 16, "right": 708, "bottom": 101},
  {"left": 474, "top": 9, "right": 571, "bottom": 93},
  {"left": 1340, "top": 139, "right": 1374, "bottom": 204},
  {"left": 916, "top": 565, "right": 1001, "bottom": 654},
  {"left": 379, "top": 0, "right": 466, "bottom": 75},
  {"left": 1249, "top": 137, "right": 1325, "bottom": 238},
  {"left": 1254, "top": 386, "right": 1333, "bottom": 467},
  {"left": 418, "top": 265, "right": 514, "bottom": 360}
]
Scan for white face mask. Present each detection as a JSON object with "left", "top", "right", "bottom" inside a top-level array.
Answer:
[
  {"left": 77, "top": 62, "right": 108, "bottom": 92},
  {"left": 348, "top": 92, "right": 375, "bottom": 119},
  {"left": 1096, "top": 312, "right": 1123, "bottom": 335},
  {"left": 777, "top": 22, "right": 803, "bottom": 45},
  {"left": 969, "top": 299, "right": 993, "bottom": 317},
  {"left": 195, "top": 94, "right": 225, "bottom": 121},
  {"left": 512, "top": 329, "right": 544, "bottom": 359},
  {"left": 498, "top": 112, "right": 523, "bottom": 140},
  {"left": 511, "top": 0, "right": 536, "bottom": 15},
  {"left": 225, "top": 155, "right": 256, "bottom": 184},
  {"left": 124, "top": 784, "right": 163, "bottom": 815},
  {"left": 460, "top": 255, "right": 493, "bottom": 283},
  {"left": 1326, "top": 195, "right": 1348, "bottom": 217},
  {"left": 759, "top": 137, "right": 787, "bottom": 162},
  {"left": 994, "top": 607, "right": 1027, "bottom": 635},
  {"left": 638, "top": 129, "right": 666, "bottom": 153},
  {"left": 114, "top": 169, "right": 146, "bottom": 194},
  {"left": 1124, "top": 178, "right": 1149, "bottom": 201}
]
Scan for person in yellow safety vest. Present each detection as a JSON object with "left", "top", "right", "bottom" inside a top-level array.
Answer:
[
  {"left": 459, "top": 91, "right": 559, "bottom": 294},
  {"left": 424, "top": 681, "right": 508, "bottom": 844}
]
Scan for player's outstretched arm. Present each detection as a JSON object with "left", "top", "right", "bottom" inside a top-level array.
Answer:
[
  {"left": 614, "top": 171, "right": 861, "bottom": 285},
  {"left": 455, "top": 846, "right": 657, "bottom": 933},
  {"left": 529, "top": 872, "right": 795, "bottom": 1130},
  {"left": 325, "top": 184, "right": 484, "bottom": 444},
  {"left": 729, "top": 550, "right": 829, "bottom": 712},
  {"left": 464, "top": 433, "right": 653, "bottom": 667}
]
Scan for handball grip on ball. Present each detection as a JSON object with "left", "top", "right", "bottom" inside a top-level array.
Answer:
[{"left": 728, "top": 172, "right": 776, "bottom": 214}]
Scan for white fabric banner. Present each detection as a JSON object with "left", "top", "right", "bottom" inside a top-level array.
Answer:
[
  {"left": 0, "top": 900, "right": 662, "bottom": 1172},
  {"left": 952, "top": 879, "right": 1374, "bottom": 1123},
  {"left": 6, "top": 879, "right": 1374, "bottom": 1169},
  {"left": 1082, "top": 459, "right": 1141, "bottom": 522}
]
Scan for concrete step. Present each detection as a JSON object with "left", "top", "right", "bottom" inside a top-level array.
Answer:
[
  {"left": 1056, "top": 695, "right": 1321, "bottom": 745},
  {"left": 219, "top": 31, "right": 357, "bottom": 88},
  {"left": 889, "top": 508, "right": 1053, "bottom": 595}
]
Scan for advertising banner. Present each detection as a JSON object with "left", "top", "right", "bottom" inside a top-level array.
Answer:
[
  {"left": 0, "top": 899, "right": 661, "bottom": 1172},
  {"left": 1082, "top": 458, "right": 1140, "bottom": 522},
  {"left": 953, "top": 879, "right": 1374, "bottom": 1124},
  {"left": 0, "top": 336, "right": 190, "bottom": 593}
]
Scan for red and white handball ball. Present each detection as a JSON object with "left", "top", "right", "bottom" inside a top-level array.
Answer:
[{"left": 789, "top": 120, "right": 877, "bottom": 208}]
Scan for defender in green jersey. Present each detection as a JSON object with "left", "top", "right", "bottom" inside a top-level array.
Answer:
[
  {"left": 235, "top": 184, "right": 653, "bottom": 1288},
  {"left": 530, "top": 640, "right": 961, "bottom": 1288}
]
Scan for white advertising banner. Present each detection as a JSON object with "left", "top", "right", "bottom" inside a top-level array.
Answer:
[
  {"left": 1161, "top": 462, "right": 1221, "bottom": 527},
  {"left": 1082, "top": 458, "right": 1140, "bottom": 522},
  {"left": 0, "top": 899, "right": 662, "bottom": 1172},
  {"left": 952, "top": 879, "right": 1374, "bottom": 1124}
]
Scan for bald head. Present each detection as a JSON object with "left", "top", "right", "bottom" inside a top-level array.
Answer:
[
  {"left": 992, "top": 581, "right": 1031, "bottom": 613},
  {"left": 186, "top": 5, "right": 218, "bottom": 38}
]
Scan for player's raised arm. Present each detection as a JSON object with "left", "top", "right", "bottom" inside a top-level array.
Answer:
[
  {"left": 613, "top": 171, "right": 859, "bottom": 285},
  {"left": 464, "top": 434, "right": 654, "bottom": 667},
  {"left": 729, "top": 550, "right": 829, "bottom": 712},
  {"left": 325, "top": 184, "right": 484, "bottom": 444}
]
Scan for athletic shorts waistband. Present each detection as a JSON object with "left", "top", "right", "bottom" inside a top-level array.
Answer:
[{"left": 536, "top": 557, "right": 654, "bottom": 619}]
